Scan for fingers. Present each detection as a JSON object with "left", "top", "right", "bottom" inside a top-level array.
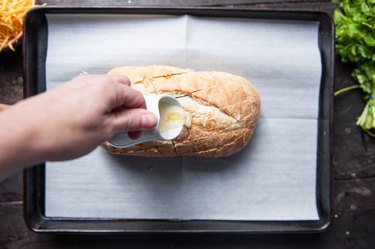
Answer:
[
  {"left": 116, "top": 83, "right": 146, "bottom": 108},
  {"left": 71, "top": 74, "right": 131, "bottom": 88},
  {"left": 71, "top": 74, "right": 157, "bottom": 137},
  {"left": 106, "top": 75, "right": 158, "bottom": 135},
  {"left": 108, "top": 82, "right": 147, "bottom": 112},
  {"left": 108, "top": 75, "right": 131, "bottom": 86},
  {"left": 110, "top": 108, "right": 157, "bottom": 134}
]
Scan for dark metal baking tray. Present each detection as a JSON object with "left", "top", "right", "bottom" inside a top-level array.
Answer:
[{"left": 23, "top": 7, "right": 334, "bottom": 234}]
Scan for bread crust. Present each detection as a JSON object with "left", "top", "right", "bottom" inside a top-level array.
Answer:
[{"left": 102, "top": 65, "right": 260, "bottom": 157}]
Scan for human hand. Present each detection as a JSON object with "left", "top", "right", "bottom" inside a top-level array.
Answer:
[{"left": 0, "top": 74, "right": 157, "bottom": 170}]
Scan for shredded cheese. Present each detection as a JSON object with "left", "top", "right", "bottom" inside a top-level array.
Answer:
[{"left": 0, "top": 0, "right": 35, "bottom": 52}]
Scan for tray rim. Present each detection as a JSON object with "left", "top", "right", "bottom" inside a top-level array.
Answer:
[{"left": 22, "top": 6, "right": 334, "bottom": 234}]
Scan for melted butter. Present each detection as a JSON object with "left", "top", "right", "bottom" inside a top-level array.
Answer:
[
  {"left": 165, "top": 112, "right": 181, "bottom": 122},
  {"left": 159, "top": 101, "right": 185, "bottom": 134}
]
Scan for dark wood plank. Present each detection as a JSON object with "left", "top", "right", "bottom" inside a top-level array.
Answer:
[
  {"left": 0, "top": 47, "right": 23, "bottom": 105},
  {"left": 0, "top": 203, "right": 51, "bottom": 249},
  {"left": 0, "top": 173, "right": 22, "bottom": 202},
  {"left": 335, "top": 177, "right": 375, "bottom": 212},
  {"left": 334, "top": 59, "right": 375, "bottom": 181}
]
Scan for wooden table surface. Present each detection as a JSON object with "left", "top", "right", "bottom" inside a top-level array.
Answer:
[{"left": 1, "top": 0, "right": 375, "bottom": 248}]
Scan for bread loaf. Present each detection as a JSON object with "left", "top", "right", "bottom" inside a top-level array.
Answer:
[{"left": 102, "top": 65, "right": 261, "bottom": 157}]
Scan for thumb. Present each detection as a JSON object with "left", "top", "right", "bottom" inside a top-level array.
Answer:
[{"left": 110, "top": 108, "right": 157, "bottom": 134}]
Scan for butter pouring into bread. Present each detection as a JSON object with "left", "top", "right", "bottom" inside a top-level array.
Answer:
[{"left": 102, "top": 65, "right": 261, "bottom": 157}]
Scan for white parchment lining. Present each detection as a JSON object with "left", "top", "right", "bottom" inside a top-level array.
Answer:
[{"left": 44, "top": 14, "right": 321, "bottom": 221}]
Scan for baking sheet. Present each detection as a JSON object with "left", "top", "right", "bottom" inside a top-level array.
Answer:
[{"left": 45, "top": 14, "right": 321, "bottom": 220}]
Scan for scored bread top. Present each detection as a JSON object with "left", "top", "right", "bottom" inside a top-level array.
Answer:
[{"left": 103, "top": 65, "right": 261, "bottom": 157}]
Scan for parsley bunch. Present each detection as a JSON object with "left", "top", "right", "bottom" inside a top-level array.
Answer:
[{"left": 334, "top": 0, "right": 375, "bottom": 135}]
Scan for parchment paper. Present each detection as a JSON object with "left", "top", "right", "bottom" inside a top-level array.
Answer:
[{"left": 45, "top": 14, "right": 321, "bottom": 220}]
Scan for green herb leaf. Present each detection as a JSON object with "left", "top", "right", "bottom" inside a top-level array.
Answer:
[{"left": 334, "top": 0, "right": 375, "bottom": 133}]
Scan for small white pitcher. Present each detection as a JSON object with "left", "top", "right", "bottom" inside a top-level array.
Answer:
[{"left": 107, "top": 94, "right": 184, "bottom": 148}]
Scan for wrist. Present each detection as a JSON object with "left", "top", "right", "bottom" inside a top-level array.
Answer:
[{"left": 0, "top": 104, "right": 45, "bottom": 179}]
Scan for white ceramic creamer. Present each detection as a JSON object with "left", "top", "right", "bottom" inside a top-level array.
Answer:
[{"left": 107, "top": 94, "right": 185, "bottom": 148}]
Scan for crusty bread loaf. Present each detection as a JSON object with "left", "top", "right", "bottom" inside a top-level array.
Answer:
[{"left": 102, "top": 65, "right": 261, "bottom": 157}]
